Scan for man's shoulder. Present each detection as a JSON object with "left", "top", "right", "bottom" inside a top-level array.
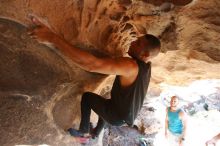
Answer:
[
  {"left": 119, "top": 57, "right": 138, "bottom": 65},
  {"left": 123, "top": 57, "right": 140, "bottom": 73}
]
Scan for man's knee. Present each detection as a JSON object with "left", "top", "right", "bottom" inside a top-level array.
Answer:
[
  {"left": 82, "top": 92, "right": 92, "bottom": 99},
  {"left": 81, "top": 92, "right": 93, "bottom": 105}
]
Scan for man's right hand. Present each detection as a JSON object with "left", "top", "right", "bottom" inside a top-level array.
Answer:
[
  {"left": 165, "top": 132, "right": 168, "bottom": 139},
  {"left": 179, "top": 138, "right": 184, "bottom": 146},
  {"left": 28, "top": 16, "right": 57, "bottom": 45}
]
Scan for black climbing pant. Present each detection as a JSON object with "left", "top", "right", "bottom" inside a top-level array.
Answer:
[{"left": 79, "top": 92, "right": 125, "bottom": 136}]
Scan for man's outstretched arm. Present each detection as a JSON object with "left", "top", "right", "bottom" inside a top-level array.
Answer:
[{"left": 28, "top": 17, "right": 138, "bottom": 78}]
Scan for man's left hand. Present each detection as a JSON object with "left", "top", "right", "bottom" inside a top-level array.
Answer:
[
  {"left": 179, "top": 138, "right": 184, "bottom": 146},
  {"left": 27, "top": 17, "right": 56, "bottom": 44}
]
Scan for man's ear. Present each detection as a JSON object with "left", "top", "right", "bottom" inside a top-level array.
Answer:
[{"left": 141, "top": 51, "right": 150, "bottom": 59}]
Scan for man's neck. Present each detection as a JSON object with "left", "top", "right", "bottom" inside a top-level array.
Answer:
[{"left": 170, "top": 106, "right": 177, "bottom": 111}]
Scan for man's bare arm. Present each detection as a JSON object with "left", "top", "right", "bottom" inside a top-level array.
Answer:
[
  {"left": 28, "top": 17, "right": 138, "bottom": 78},
  {"left": 179, "top": 111, "right": 187, "bottom": 139},
  {"left": 51, "top": 35, "right": 138, "bottom": 76}
]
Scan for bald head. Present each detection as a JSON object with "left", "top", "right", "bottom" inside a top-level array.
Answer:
[
  {"left": 128, "top": 34, "right": 161, "bottom": 62},
  {"left": 143, "top": 34, "right": 161, "bottom": 57}
]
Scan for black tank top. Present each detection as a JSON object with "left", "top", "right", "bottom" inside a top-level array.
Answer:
[{"left": 110, "top": 59, "right": 151, "bottom": 125}]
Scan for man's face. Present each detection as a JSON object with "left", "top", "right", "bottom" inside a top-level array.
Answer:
[
  {"left": 128, "top": 36, "right": 149, "bottom": 59},
  {"left": 170, "top": 96, "right": 179, "bottom": 107},
  {"left": 129, "top": 38, "right": 143, "bottom": 55},
  {"left": 128, "top": 36, "right": 160, "bottom": 61}
]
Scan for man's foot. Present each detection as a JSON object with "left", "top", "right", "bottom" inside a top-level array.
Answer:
[
  {"left": 90, "top": 132, "right": 98, "bottom": 139},
  {"left": 68, "top": 128, "right": 84, "bottom": 137},
  {"left": 89, "top": 123, "right": 98, "bottom": 139},
  {"left": 73, "top": 137, "right": 90, "bottom": 144},
  {"left": 67, "top": 128, "right": 91, "bottom": 144}
]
